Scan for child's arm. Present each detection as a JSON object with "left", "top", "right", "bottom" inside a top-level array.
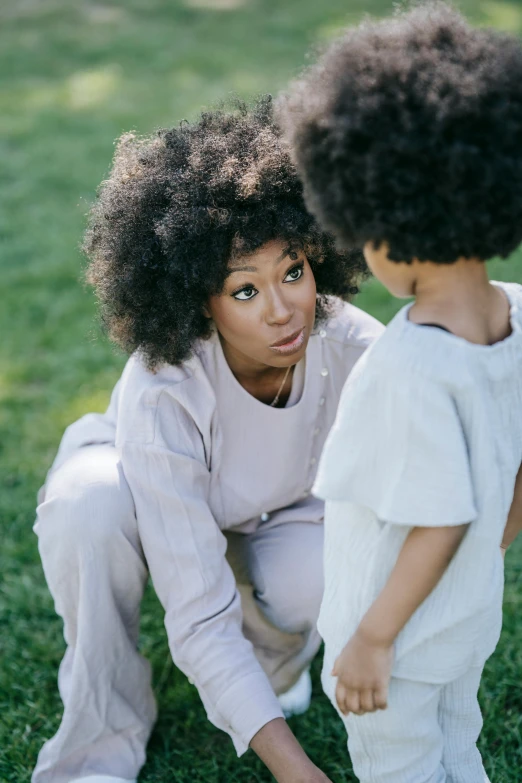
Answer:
[
  {"left": 501, "top": 462, "right": 522, "bottom": 554},
  {"left": 333, "top": 523, "right": 469, "bottom": 716}
]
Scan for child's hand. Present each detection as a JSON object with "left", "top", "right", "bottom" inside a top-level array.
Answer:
[{"left": 332, "top": 630, "right": 394, "bottom": 716}]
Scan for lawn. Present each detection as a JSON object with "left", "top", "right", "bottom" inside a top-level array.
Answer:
[{"left": 1, "top": 1, "right": 522, "bottom": 781}]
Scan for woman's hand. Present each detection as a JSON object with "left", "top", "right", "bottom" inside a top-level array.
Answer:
[
  {"left": 301, "top": 770, "right": 333, "bottom": 783},
  {"left": 250, "top": 718, "right": 333, "bottom": 783},
  {"left": 332, "top": 629, "right": 394, "bottom": 716}
]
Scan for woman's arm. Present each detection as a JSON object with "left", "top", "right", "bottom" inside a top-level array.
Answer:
[
  {"left": 502, "top": 462, "right": 522, "bottom": 552},
  {"left": 119, "top": 386, "right": 329, "bottom": 779},
  {"left": 333, "top": 523, "right": 468, "bottom": 715},
  {"left": 121, "top": 439, "right": 283, "bottom": 753},
  {"left": 251, "top": 719, "right": 331, "bottom": 783}
]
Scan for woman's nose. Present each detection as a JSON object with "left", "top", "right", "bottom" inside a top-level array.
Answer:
[{"left": 265, "top": 289, "right": 293, "bottom": 325}]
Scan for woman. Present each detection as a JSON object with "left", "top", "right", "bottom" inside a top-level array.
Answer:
[{"left": 33, "top": 97, "right": 383, "bottom": 783}]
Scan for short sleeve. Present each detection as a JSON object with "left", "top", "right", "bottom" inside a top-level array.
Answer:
[{"left": 313, "top": 363, "right": 477, "bottom": 528}]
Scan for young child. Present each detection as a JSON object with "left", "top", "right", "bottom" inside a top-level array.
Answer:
[{"left": 278, "top": 3, "right": 522, "bottom": 781}]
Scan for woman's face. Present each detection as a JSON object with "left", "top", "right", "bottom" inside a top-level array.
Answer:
[{"left": 207, "top": 239, "right": 317, "bottom": 371}]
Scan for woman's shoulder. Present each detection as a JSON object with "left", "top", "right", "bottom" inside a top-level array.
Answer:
[
  {"left": 116, "top": 349, "right": 217, "bottom": 446},
  {"left": 318, "top": 297, "right": 385, "bottom": 350},
  {"left": 119, "top": 352, "right": 200, "bottom": 399}
]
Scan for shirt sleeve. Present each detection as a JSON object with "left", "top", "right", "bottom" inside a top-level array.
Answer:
[
  {"left": 119, "top": 389, "right": 283, "bottom": 755},
  {"left": 313, "top": 363, "right": 477, "bottom": 528}
]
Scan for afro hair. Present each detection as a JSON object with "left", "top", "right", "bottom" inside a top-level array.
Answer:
[
  {"left": 84, "top": 95, "right": 367, "bottom": 369},
  {"left": 277, "top": 1, "right": 522, "bottom": 264}
]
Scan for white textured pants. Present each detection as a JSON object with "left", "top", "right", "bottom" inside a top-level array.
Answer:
[
  {"left": 322, "top": 662, "right": 490, "bottom": 783},
  {"left": 33, "top": 445, "right": 323, "bottom": 783}
]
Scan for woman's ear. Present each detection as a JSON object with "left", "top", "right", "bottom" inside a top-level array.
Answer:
[{"left": 202, "top": 304, "right": 211, "bottom": 319}]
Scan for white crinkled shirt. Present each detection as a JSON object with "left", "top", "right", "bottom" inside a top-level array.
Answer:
[
  {"left": 44, "top": 299, "right": 384, "bottom": 754},
  {"left": 314, "top": 282, "right": 522, "bottom": 684}
]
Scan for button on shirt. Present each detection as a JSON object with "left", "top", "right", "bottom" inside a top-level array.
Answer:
[{"left": 44, "top": 299, "right": 384, "bottom": 755}]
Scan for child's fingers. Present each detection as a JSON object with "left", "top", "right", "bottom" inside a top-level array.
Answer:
[
  {"left": 373, "top": 685, "right": 388, "bottom": 711},
  {"left": 335, "top": 682, "right": 360, "bottom": 715},
  {"left": 335, "top": 681, "right": 348, "bottom": 714},
  {"left": 359, "top": 689, "right": 376, "bottom": 713},
  {"left": 343, "top": 688, "right": 362, "bottom": 715}
]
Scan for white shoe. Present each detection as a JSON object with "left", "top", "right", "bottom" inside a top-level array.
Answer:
[
  {"left": 73, "top": 777, "right": 136, "bottom": 783},
  {"left": 278, "top": 668, "right": 312, "bottom": 717}
]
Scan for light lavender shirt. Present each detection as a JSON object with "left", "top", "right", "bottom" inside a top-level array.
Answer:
[{"left": 47, "top": 299, "right": 383, "bottom": 753}]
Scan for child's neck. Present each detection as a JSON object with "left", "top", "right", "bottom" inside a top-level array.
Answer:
[{"left": 409, "top": 258, "right": 511, "bottom": 346}]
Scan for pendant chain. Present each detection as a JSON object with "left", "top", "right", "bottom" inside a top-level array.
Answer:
[{"left": 270, "top": 365, "right": 292, "bottom": 407}]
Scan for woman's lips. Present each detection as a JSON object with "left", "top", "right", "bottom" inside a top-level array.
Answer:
[{"left": 269, "top": 327, "right": 306, "bottom": 356}]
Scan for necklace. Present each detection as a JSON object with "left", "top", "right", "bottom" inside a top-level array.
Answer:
[{"left": 270, "top": 365, "right": 292, "bottom": 407}]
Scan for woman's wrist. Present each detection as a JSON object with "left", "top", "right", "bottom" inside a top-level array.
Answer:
[{"left": 250, "top": 718, "right": 326, "bottom": 783}]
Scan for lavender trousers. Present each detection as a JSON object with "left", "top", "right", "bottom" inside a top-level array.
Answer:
[{"left": 33, "top": 445, "right": 323, "bottom": 783}]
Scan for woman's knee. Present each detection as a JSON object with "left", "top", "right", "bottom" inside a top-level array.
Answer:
[
  {"left": 35, "top": 445, "right": 137, "bottom": 553},
  {"left": 258, "top": 568, "right": 323, "bottom": 633},
  {"left": 251, "top": 523, "right": 324, "bottom": 633}
]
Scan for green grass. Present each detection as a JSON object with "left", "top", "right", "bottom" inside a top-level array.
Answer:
[{"left": 2, "top": 1, "right": 522, "bottom": 781}]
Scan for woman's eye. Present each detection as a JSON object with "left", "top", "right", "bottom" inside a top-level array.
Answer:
[
  {"left": 233, "top": 286, "right": 257, "bottom": 301},
  {"left": 284, "top": 264, "right": 304, "bottom": 282}
]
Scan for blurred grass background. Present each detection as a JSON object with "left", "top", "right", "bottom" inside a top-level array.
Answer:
[{"left": 1, "top": 1, "right": 522, "bottom": 781}]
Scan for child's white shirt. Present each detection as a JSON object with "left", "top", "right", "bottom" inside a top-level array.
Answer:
[{"left": 314, "top": 281, "right": 522, "bottom": 683}]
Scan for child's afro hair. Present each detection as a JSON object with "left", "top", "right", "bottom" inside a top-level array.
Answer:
[
  {"left": 84, "top": 95, "right": 367, "bottom": 369},
  {"left": 277, "top": 1, "right": 522, "bottom": 264}
]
